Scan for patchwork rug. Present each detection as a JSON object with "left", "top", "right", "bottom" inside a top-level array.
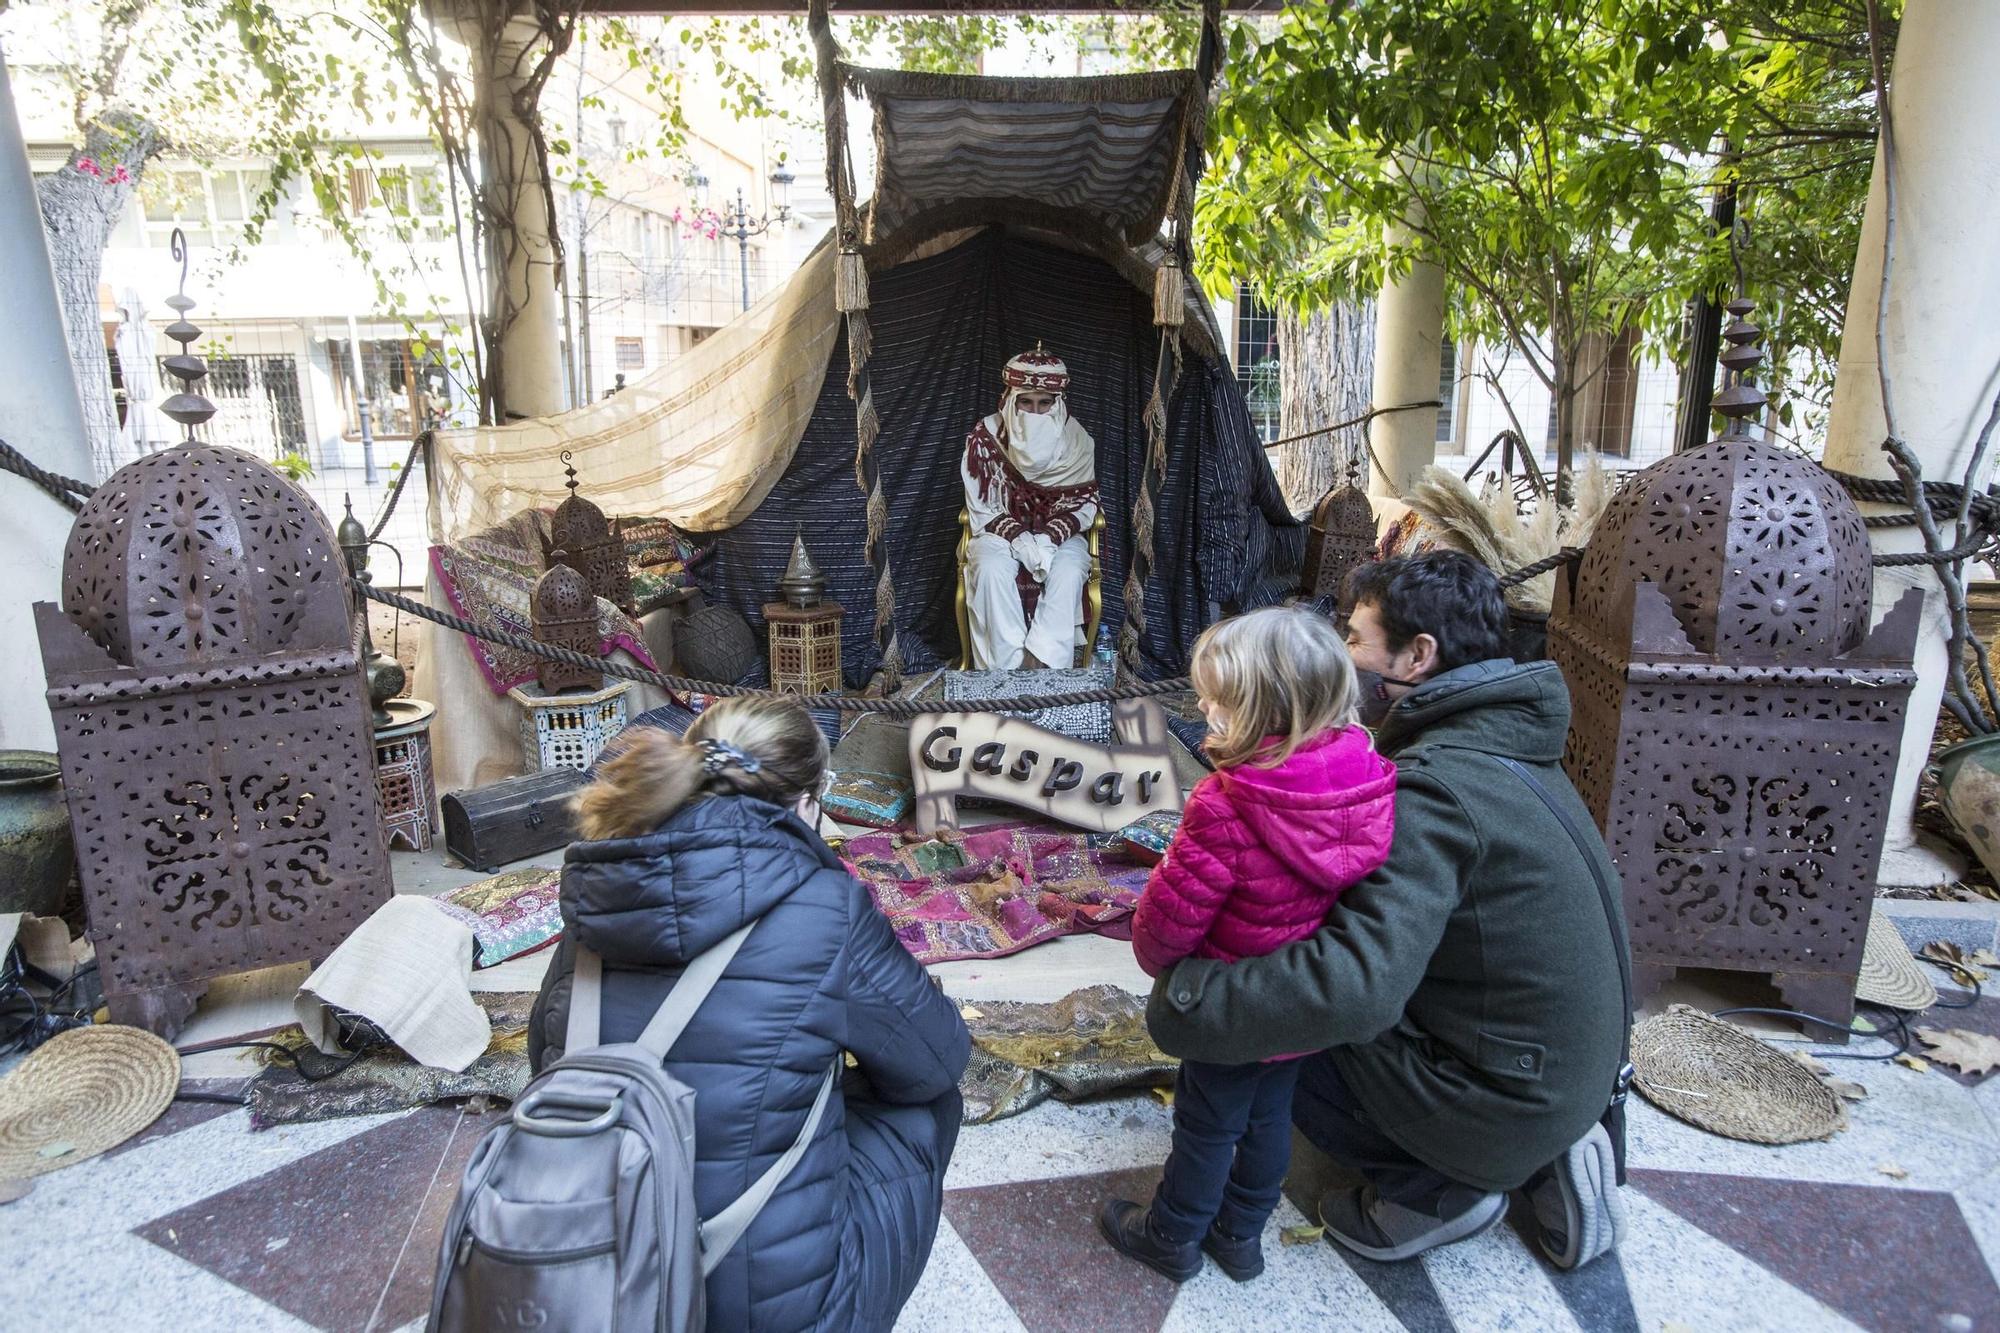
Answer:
[
  {"left": 843, "top": 821, "right": 1149, "bottom": 964},
  {"left": 430, "top": 867, "right": 565, "bottom": 969}
]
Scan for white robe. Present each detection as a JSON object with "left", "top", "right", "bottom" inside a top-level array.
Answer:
[{"left": 960, "top": 405, "right": 1098, "bottom": 669}]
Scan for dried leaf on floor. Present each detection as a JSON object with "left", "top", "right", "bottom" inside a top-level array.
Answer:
[
  {"left": 1279, "top": 1223, "right": 1325, "bottom": 1246},
  {"left": 1150, "top": 1085, "right": 1174, "bottom": 1107},
  {"left": 1972, "top": 947, "right": 2000, "bottom": 968},
  {"left": 1894, "top": 1053, "right": 1931, "bottom": 1074},
  {"left": 1790, "top": 1051, "right": 1833, "bottom": 1078},
  {"left": 1918, "top": 941, "right": 1992, "bottom": 982},
  {"left": 1875, "top": 1161, "right": 1910, "bottom": 1180},
  {"left": 959, "top": 1006, "right": 985, "bottom": 1021},
  {"left": 1914, "top": 1027, "right": 2000, "bottom": 1077},
  {"left": 1824, "top": 1077, "right": 1869, "bottom": 1103}
]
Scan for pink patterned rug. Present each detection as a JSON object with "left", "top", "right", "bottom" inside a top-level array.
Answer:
[{"left": 842, "top": 822, "right": 1149, "bottom": 965}]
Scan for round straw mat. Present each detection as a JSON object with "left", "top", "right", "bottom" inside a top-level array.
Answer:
[
  {"left": 1854, "top": 910, "right": 1937, "bottom": 1012},
  {"left": 0, "top": 1025, "right": 179, "bottom": 1180},
  {"left": 1630, "top": 1005, "right": 1845, "bottom": 1145}
]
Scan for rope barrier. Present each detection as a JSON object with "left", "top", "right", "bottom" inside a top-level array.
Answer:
[
  {"left": 3, "top": 438, "right": 1992, "bottom": 714},
  {"left": 355, "top": 582, "right": 1192, "bottom": 715},
  {"left": 0, "top": 440, "right": 89, "bottom": 512}
]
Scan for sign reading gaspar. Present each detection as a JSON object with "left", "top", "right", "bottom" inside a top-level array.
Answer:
[{"left": 906, "top": 698, "right": 1186, "bottom": 834}]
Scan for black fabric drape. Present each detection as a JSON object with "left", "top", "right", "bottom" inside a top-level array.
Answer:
[{"left": 693, "top": 231, "right": 1302, "bottom": 683}]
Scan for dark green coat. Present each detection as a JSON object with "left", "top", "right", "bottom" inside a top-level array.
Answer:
[{"left": 1146, "top": 659, "right": 1628, "bottom": 1192}]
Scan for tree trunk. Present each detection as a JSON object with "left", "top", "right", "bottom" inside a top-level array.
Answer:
[
  {"left": 1277, "top": 300, "right": 1375, "bottom": 513},
  {"left": 33, "top": 111, "right": 159, "bottom": 480}
]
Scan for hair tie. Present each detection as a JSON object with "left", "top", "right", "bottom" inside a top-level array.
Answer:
[{"left": 698, "top": 738, "right": 762, "bottom": 776}]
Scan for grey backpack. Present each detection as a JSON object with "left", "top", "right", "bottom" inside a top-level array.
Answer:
[{"left": 426, "top": 921, "right": 837, "bottom": 1332}]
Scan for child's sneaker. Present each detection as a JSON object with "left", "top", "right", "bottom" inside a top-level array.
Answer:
[
  {"left": 1097, "top": 1199, "right": 1201, "bottom": 1282},
  {"left": 1200, "top": 1223, "right": 1264, "bottom": 1281}
]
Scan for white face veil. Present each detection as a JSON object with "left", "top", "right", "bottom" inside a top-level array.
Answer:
[{"left": 1003, "top": 391, "right": 1072, "bottom": 475}]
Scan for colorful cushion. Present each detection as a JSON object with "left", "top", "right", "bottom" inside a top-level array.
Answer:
[
  {"left": 1109, "top": 810, "right": 1182, "bottom": 865},
  {"left": 823, "top": 770, "right": 914, "bottom": 829}
]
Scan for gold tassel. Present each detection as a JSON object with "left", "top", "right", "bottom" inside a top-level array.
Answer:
[
  {"left": 853, "top": 386, "right": 880, "bottom": 490},
  {"left": 836, "top": 247, "right": 870, "bottom": 313},
  {"left": 846, "top": 312, "right": 873, "bottom": 398},
  {"left": 1153, "top": 256, "right": 1185, "bottom": 328}
]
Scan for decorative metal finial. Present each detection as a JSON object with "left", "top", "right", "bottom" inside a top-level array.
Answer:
[
  {"left": 778, "top": 529, "right": 828, "bottom": 608},
  {"left": 1711, "top": 296, "right": 1768, "bottom": 433},
  {"left": 561, "top": 449, "right": 580, "bottom": 498},
  {"left": 158, "top": 227, "right": 215, "bottom": 437}
]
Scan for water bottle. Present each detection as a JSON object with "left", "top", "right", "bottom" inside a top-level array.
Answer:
[{"left": 1094, "top": 620, "right": 1118, "bottom": 673}]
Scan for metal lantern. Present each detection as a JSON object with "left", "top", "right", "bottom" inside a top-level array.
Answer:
[
  {"left": 765, "top": 534, "right": 843, "bottom": 694},
  {"left": 32, "top": 232, "right": 391, "bottom": 1038},
  {"left": 337, "top": 494, "right": 406, "bottom": 727},
  {"left": 530, "top": 552, "right": 604, "bottom": 694},
  {"left": 1299, "top": 478, "right": 1377, "bottom": 605},
  {"left": 545, "top": 450, "right": 633, "bottom": 614},
  {"left": 1548, "top": 300, "right": 1920, "bottom": 1032}
]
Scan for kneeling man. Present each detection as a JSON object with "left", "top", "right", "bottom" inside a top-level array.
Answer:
[
  {"left": 1146, "top": 553, "right": 1633, "bottom": 1271},
  {"left": 961, "top": 344, "right": 1098, "bottom": 670}
]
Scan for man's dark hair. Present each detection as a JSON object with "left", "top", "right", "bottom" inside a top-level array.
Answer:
[{"left": 1345, "top": 551, "right": 1510, "bottom": 671}]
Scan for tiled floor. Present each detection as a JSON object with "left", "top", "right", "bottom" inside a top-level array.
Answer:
[{"left": 4, "top": 849, "right": 1999, "bottom": 1332}]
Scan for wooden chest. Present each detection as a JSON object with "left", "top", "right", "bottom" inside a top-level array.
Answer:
[{"left": 441, "top": 769, "right": 587, "bottom": 872}]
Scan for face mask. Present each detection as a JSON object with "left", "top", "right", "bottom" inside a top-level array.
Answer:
[{"left": 1369, "top": 671, "right": 1426, "bottom": 702}]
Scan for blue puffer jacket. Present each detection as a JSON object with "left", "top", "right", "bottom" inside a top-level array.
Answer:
[{"left": 528, "top": 794, "right": 971, "bottom": 1331}]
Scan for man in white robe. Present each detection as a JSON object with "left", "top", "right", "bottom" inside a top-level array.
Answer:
[{"left": 961, "top": 344, "right": 1099, "bottom": 670}]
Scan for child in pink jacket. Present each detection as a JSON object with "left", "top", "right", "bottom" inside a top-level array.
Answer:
[{"left": 1100, "top": 605, "right": 1395, "bottom": 1284}]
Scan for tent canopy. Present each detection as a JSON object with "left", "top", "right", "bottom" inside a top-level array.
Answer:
[{"left": 849, "top": 67, "right": 1206, "bottom": 262}]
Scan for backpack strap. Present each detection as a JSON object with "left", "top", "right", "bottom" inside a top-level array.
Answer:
[
  {"left": 698, "top": 1058, "right": 840, "bottom": 1276},
  {"left": 562, "top": 921, "right": 754, "bottom": 1059},
  {"left": 565, "top": 947, "right": 604, "bottom": 1052},
  {"left": 633, "top": 921, "right": 755, "bottom": 1060},
  {"left": 1487, "top": 754, "right": 1635, "bottom": 1184}
]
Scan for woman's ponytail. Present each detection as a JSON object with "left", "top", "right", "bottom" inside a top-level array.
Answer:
[
  {"left": 574, "top": 728, "right": 707, "bottom": 841},
  {"left": 571, "top": 694, "right": 830, "bottom": 842}
]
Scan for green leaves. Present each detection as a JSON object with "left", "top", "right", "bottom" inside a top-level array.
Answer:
[{"left": 1197, "top": 0, "right": 1876, "bottom": 440}]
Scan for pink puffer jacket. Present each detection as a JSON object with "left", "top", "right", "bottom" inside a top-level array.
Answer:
[{"left": 1132, "top": 726, "right": 1396, "bottom": 977}]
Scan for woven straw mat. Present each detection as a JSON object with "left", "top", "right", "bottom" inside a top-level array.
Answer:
[
  {"left": 1853, "top": 909, "right": 1938, "bottom": 1012},
  {"left": 0, "top": 1025, "right": 179, "bottom": 1180},
  {"left": 1631, "top": 1004, "right": 1846, "bottom": 1145}
]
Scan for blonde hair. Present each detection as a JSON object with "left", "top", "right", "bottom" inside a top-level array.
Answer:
[
  {"left": 1190, "top": 605, "right": 1360, "bottom": 768},
  {"left": 574, "top": 695, "right": 830, "bottom": 841}
]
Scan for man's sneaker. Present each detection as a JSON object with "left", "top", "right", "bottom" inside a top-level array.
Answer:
[
  {"left": 1097, "top": 1199, "right": 1202, "bottom": 1282},
  {"left": 1318, "top": 1185, "right": 1507, "bottom": 1262},
  {"left": 1200, "top": 1223, "right": 1264, "bottom": 1282},
  {"left": 1527, "top": 1122, "right": 1627, "bottom": 1270}
]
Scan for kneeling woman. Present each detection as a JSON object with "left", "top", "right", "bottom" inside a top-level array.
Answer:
[{"left": 531, "top": 696, "right": 970, "bottom": 1331}]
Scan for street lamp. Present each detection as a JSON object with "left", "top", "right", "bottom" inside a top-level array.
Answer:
[{"left": 715, "top": 167, "right": 795, "bottom": 313}]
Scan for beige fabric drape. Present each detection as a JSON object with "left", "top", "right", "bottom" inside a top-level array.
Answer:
[{"left": 428, "top": 235, "right": 840, "bottom": 543}]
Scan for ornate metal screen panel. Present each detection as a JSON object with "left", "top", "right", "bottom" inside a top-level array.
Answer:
[
  {"left": 36, "top": 444, "right": 392, "bottom": 1039},
  {"left": 1300, "top": 483, "right": 1376, "bottom": 604},
  {"left": 1549, "top": 436, "right": 1919, "bottom": 1032}
]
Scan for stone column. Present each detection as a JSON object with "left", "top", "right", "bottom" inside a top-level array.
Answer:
[
  {"left": 1366, "top": 207, "right": 1446, "bottom": 503},
  {"left": 0, "top": 53, "right": 95, "bottom": 751},
  {"left": 470, "top": 12, "right": 568, "bottom": 421},
  {"left": 1820, "top": 0, "right": 2000, "bottom": 886}
]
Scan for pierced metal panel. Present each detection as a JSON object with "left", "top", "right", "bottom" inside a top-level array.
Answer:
[
  {"left": 37, "top": 455, "right": 390, "bottom": 1040},
  {"left": 1572, "top": 439, "right": 1870, "bottom": 661},
  {"left": 1299, "top": 482, "right": 1376, "bottom": 603},
  {"left": 1549, "top": 435, "right": 1920, "bottom": 1033},
  {"left": 530, "top": 560, "right": 603, "bottom": 694},
  {"left": 546, "top": 451, "right": 633, "bottom": 614}
]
